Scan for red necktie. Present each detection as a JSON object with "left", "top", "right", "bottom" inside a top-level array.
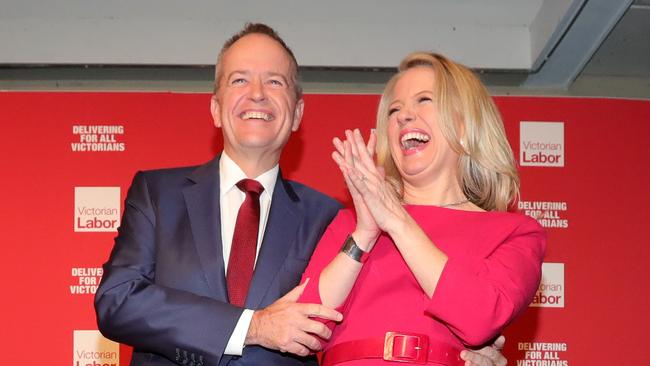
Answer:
[{"left": 226, "top": 179, "right": 264, "bottom": 307}]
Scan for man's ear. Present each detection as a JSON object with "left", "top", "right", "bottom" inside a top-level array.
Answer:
[
  {"left": 210, "top": 94, "right": 222, "bottom": 128},
  {"left": 291, "top": 99, "right": 304, "bottom": 132}
]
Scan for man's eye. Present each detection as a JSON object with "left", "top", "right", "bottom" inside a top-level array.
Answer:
[
  {"left": 268, "top": 79, "right": 284, "bottom": 87},
  {"left": 231, "top": 78, "right": 246, "bottom": 85}
]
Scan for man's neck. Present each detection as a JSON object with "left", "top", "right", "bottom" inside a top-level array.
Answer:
[{"left": 223, "top": 148, "right": 280, "bottom": 178}]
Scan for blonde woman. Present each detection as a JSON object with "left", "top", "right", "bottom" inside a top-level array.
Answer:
[{"left": 297, "top": 52, "right": 546, "bottom": 366}]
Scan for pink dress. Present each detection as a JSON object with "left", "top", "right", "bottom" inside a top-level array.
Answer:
[{"left": 298, "top": 205, "right": 546, "bottom": 365}]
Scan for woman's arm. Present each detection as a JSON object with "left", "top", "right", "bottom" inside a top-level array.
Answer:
[
  {"left": 333, "top": 129, "right": 449, "bottom": 297},
  {"left": 314, "top": 130, "right": 383, "bottom": 308},
  {"left": 336, "top": 129, "right": 545, "bottom": 345}
]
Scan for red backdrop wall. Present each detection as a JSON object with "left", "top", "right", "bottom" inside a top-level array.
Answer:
[{"left": 1, "top": 92, "right": 648, "bottom": 365}]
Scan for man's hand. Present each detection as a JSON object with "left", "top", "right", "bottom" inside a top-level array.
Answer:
[
  {"left": 245, "top": 281, "right": 343, "bottom": 356},
  {"left": 460, "top": 335, "right": 507, "bottom": 366}
]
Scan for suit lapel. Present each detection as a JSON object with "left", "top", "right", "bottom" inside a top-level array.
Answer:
[
  {"left": 182, "top": 157, "right": 228, "bottom": 300},
  {"left": 245, "top": 175, "right": 300, "bottom": 309}
]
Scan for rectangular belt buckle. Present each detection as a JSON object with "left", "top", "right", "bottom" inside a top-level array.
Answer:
[{"left": 383, "top": 331, "right": 429, "bottom": 364}]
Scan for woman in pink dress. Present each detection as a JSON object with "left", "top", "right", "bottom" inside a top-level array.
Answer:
[{"left": 297, "top": 52, "right": 546, "bottom": 366}]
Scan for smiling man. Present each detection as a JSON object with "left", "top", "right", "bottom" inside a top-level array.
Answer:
[
  {"left": 211, "top": 32, "right": 303, "bottom": 178},
  {"left": 95, "top": 23, "right": 507, "bottom": 366}
]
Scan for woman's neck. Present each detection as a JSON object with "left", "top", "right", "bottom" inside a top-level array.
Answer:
[{"left": 401, "top": 174, "right": 466, "bottom": 206}]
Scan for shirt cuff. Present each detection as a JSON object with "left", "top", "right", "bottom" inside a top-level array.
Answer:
[{"left": 224, "top": 309, "right": 254, "bottom": 356}]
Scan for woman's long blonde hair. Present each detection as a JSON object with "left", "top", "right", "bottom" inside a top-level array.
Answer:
[{"left": 375, "top": 52, "right": 519, "bottom": 211}]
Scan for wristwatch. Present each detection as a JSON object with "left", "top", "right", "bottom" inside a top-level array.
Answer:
[{"left": 340, "top": 235, "right": 369, "bottom": 263}]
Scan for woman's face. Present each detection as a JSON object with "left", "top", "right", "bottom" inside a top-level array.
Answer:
[{"left": 386, "top": 67, "right": 459, "bottom": 187}]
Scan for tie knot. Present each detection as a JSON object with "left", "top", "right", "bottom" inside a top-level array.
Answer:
[{"left": 236, "top": 179, "right": 264, "bottom": 196}]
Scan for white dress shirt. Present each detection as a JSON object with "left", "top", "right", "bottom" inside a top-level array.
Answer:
[{"left": 220, "top": 152, "right": 278, "bottom": 355}]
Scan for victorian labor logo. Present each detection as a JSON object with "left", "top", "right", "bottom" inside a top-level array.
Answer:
[
  {"left": 73, "top": 330, "right": 119, "bottom": 366},
  {"left": 520, "top": 122, "right": 564, "bottom": 167},
  {"left": 74, "top": 187, "right": 120, "bottom": 232},
  {"left": 531, "top": 262, "right": 564, "bottom": 308}
]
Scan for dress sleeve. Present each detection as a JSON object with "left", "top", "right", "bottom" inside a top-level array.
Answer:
[
  {"left": 297, "top": 209, "right": 356, "bottom": 344},
  {"left": 426, "top": 216, "right": 547, "bottom": 346}
]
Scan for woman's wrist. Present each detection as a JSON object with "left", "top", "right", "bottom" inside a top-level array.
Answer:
[
  {"left": 384, "top": 212, "right": 414, "bottom": 241},
  {"left": 350, "top": 230, "right": 378, "bottom": 251}
]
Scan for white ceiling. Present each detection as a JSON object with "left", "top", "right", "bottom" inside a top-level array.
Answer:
[
  {"left": 0, "top": 0, "right": 575, "bottom": 69},
  {"left": 0, "top": 0, "right": 646, "bottom": 92}
]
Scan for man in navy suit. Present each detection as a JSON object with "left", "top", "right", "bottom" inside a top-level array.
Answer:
[{"left": 95, "top": 23, "right": 507, "bottom": 366}]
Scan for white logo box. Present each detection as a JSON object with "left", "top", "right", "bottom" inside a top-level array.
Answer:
[
  {"left": 531, "top": 262, "right": 565, "bottom": 308},
  {"left": 74, "top": 187, "right": 121, "bottom": 232},
  {"left": 73, "top": 330, "right": 119, "bottom": 366},
  {"left": 520, "top": 121, "right": 564, "bottom": 167}
]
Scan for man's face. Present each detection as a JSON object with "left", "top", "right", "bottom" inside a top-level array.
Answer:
[{"left": 211, "top": 34, "right": 303, "bottom": 164}]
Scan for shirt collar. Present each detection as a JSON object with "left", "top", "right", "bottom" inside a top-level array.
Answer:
[{"left": 219, "top": 151, "right": 278, "bottom": 199}]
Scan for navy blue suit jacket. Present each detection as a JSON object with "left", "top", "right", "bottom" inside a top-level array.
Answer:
[{"left": 95, "top": 156, "right": 341, "bottom": 366}]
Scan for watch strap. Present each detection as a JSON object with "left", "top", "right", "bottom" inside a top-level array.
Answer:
[{"left": 340, "top": 235, "right": 369, "bottom": 263}]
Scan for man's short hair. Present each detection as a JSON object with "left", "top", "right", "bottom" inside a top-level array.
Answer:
[{"left": 214, "top": 23, "right": 302, "bottom": 99}]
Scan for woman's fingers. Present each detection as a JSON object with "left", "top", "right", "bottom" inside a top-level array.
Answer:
[
  {"left": 333, "top": 129, "right": 384, "bottom": 203},
  {"left": 333, "top": 137, "right": 345, "bottom": 155},
  {"left": 331, "top": 150, "right": 344, "bottom": 166},
  {"left": 348, "top": 130, "right": 381, "bottom": 183},
  {"left": 332, "top": 151, "right": 365, "bottom": 200},
  {"left": 344, "top": 130, "right": 361, "bottom": 159},
  {"left": 367, "top": 129, "right": 377, "bottom": 157},
  {"left": 335, "top": 129, "right": 377, "bottom": 171},
  {"left": 343, "top": 140, "right": 355, "bottom": 167}
]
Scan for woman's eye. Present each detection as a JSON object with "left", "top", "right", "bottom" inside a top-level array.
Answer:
[
  {"left": 388, "top": 107, "right": 400, "bottom": 116},
  {"left": 418, "top": 96, "right": 432, "bottom": 103}
]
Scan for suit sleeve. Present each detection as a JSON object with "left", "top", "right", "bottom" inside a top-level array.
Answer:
[
  {"left": 94, "top": 172, "right": 241, "bottom": 366},
  {"left": 426, "top": 216, "right": 547, "bottom": 346}
]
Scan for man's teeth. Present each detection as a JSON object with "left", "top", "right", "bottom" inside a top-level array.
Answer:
[
  {"left": 241, "top": 111, "right": 273, "bottom": 121},
  {"left": 400, "top": 132, "right": 430, "bottom": 149}
]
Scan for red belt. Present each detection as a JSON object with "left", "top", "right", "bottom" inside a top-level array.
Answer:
[{"left": 321, "top": 331, "right": 463, "bottom": 365}]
